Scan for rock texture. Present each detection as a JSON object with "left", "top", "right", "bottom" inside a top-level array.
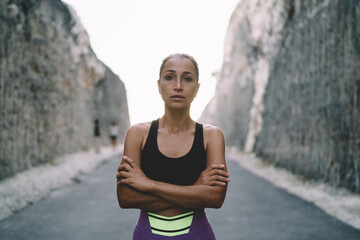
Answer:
[
  {"left": 201, "top": 0, "right": 287, "bottom": 149},
  {"left": 201, "top": 0, "right": 360, "bottom": 192},
  {"left": 0, "top": 0, "right": 130, "bottom": 180}
]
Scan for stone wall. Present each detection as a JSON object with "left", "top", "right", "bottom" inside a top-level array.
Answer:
[
  {"left": 0, "top": 0, "right": 130, "bottom": 180},
  {"left": 200, "top": 0, "right": 287, "bottom": 149},
  {"left": 255, "top": 0, "right": 360, "bottom": 192},
  {"left": 201, "top": 0, "right": 360, "bottom": 192}
]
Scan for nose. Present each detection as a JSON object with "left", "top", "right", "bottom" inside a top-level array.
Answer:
[{"left": 173, "top": 77, "right": 183, "bottom": 90}]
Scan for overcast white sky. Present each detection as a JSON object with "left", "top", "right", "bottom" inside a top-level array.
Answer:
[{"left": 62, "top": 0, "right": 238, "bottom": 124}]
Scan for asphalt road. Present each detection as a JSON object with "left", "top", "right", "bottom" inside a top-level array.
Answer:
[{"left": 0, "top": 154, "right": 359, "bottom": 240}]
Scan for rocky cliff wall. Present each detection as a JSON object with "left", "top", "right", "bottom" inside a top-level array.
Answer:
[
  {"left": 201, "top": 0, "right": 360, "bottom": 192},
  {"left": 0, "top": 0, "right": 130, "bottom": 180},
  {"left": 201, "top": 0, "right": 287, "bottom": 149}
]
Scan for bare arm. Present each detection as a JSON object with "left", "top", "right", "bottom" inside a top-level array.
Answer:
[
  {"left": 147, "top": 181, "right": 225, "bottom": 209},
  {"left": 118, "top": 127, "right": 229, "bottom": 209},
  {"left": 116, "top": 124, "right": 178, "bottom": 211},
  {"left": 117, "top": 185, "right": 176, "bottom": 211}
]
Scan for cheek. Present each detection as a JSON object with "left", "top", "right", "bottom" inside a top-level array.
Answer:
[
  {"left": 159, "top": 84, "right": 170, "bottom": 96},
  {"left": 188, "top": 88, "right": 198, "bottom": 100},
  {"left": 192, "top": 85, "right": 199, "bottom": 95}
]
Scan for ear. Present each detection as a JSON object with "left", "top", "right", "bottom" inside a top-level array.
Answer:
[
  {"left": 194, "top": 83, "right": 200, "bottom": 97},
  {"left": 157, "top": 80, "right": 161, "bottom": 94}
]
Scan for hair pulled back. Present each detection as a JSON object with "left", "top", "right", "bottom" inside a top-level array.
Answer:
[{"left": 159, "top": 53, "right": 199, "bottom": 82}]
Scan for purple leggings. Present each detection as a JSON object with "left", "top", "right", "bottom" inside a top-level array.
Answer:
[{"left": 133, "top": 209, "right": 216, "bottom": 240}]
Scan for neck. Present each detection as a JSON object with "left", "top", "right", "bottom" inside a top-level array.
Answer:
[{"left": 160, "top": 107, "right": 194, "bottom": 133}]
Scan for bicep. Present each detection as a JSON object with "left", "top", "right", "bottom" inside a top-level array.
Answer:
[
  {"left": 204, "top": 127, "right": 228, "bottom": 206},
  {"left": 122, "top": 125, "right": 144, "bottom": 165},
  {"left": 205, "top": 128, "right": 227, "bottom": 170}
]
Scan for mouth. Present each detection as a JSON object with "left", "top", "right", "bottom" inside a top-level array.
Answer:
[{"left": 170, "top": 95, "right": 185, "bottom": 99}]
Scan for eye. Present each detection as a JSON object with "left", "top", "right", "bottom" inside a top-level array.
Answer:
[
  {"left": 165, "top": 75, "right": 174, "bottom": 81},
  {"left": 183, "top": 76, "right": 193, "bottom": 82}
]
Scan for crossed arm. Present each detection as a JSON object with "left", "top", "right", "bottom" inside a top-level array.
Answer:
[{"left": 116, "top": 124, "right": 230, "bottom": 212}]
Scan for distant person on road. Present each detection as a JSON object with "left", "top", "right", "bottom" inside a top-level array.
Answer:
[
  {"left": 109, "top": 121, "right": 119, "bottom": 151},
  {"left": 116, "top": 53, "right": 230, "bottom": 240},
  {"left": 93, "top": 119, "right": 101, "bottom": 153}
]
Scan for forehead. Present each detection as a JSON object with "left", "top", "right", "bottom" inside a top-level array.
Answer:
[{"left": 162, "top": 57, "right": 196, "bottom": 74}]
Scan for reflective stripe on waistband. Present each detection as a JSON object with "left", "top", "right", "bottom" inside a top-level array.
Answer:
[{"left": 148, "top": 211, "right": 194, "bottom": 237}]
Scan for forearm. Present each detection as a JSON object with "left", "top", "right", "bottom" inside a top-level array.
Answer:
[
  {"left": 148, "top": 181, "right": 227, "bottom": 209},
  {"left": 117, "top": 184, "right": 177, "bottom": 212}
]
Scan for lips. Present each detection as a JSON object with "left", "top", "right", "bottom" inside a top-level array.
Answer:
[{"left": 170, "top": 95, "right": 185, "bottom": 99}]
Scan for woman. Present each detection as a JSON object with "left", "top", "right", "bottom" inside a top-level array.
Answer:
[
  {"left": 109, "top": 121, "right": 119, "bottom": 151},
  {"left": 93, "top": 119, "right": 101, "bottom": 153},
  {"left": 116, "top": 53, "right": 230, "bottom": 240}
]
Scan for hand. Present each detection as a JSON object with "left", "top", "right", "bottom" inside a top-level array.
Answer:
[
  {"left": 116, "top": 156, "right": 152, "bottom": 192},
  {"left": 195, "top": 164, "right": 230, "bottom": 187}
]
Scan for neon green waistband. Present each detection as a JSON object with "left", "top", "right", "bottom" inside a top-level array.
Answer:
[{"left": 148, "top": 211, "right": 194, "bottom": 237}]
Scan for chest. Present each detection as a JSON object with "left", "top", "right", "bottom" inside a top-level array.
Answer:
[
  {"left": 140, "top": 123, "right": 206, "bottom": 185},
  {"left": 157, "top": 129, "right": 195, "bottom": 158}
]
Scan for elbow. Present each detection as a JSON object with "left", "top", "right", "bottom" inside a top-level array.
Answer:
[
  {"left": 117, "top": 195, "right": 130, "bottom": 209},
  {"left": 117, "top": 185, "right": 134, "bottom": 209},
  {"left": 212, "top": 201, "right": 223, "bottom": 209},
  {"left": 118, "top": 195, "right": 137, "bottom": 209},
  {"left": 117, "top": 195, "right": 129, "bottom": 209},
  {"left": 118, "top": 200, "right": 132, "bottom": 209},
  {"left": 207, "top": 189, "right": 226, "bottom": 209},
  {"left": 209, "top": 196, "right": 225, "bottom": 209}
]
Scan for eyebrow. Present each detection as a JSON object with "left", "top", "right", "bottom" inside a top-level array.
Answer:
[{"left": 164, "top": 70, "right": 194, "bottom": 75}]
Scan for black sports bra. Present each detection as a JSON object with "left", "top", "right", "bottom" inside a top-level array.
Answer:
[{"left": 140, "top": 119, "right": 206, "bottom": 186}]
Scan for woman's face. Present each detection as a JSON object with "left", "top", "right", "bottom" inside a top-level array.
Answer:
[{"left": 158, "top": 56, "right": 200, "bottom": 109}]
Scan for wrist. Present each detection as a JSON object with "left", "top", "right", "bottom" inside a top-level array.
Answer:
[{"left": 146, "top": 179, "right": 156, "bottom": 192}]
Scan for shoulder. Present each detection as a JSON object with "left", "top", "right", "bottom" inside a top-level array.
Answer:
[
  {"left": 202, "top": 124, "right": 225, "bottom": 146},
  {"left": 126, "top": 121, "right": 152, "bottom": 137},
  {"left": 123, "top": 122, "right": 153, "bottom": 160},
  {"left": 201, "top": 124, "right": 226, "bottom": 162},
  {"left": 202, "top": 124, "right": 224, "bottom": 139}
]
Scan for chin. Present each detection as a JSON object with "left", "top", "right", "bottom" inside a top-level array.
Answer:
[{"left": 166, "top": 102, "right": 190, "bottom": 109}]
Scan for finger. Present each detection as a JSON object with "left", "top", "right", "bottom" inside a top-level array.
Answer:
[
  {"left": 209, "top": 169, "right": 227, "bottom": 176},
  {"left": 214, "top": 175, "right": 230, "bottom": 182},
  {"left": 117, "top": 178, "right": 128, "bottom": 186},
  {"left": 117, "top": 163, "right": 132, "bottom": 172},
  {"left": 209, "top": 176, "right": 230, "bottom": 184},
  {"left": 205, "top": 164, "right": 223, "bottom": 171},
  {"left": 203, "top": 164, "right": 224, "bottom": 174},
  {"left": 116, "top": 171, "right": 125, "bottom": 180},
  {"left": 117, "top": 171, "right": 131, "bottom": 179},
  {"left": 122, "top": 156, "right": 130, "bottom": 164},
  {"left": 122, "top": 156, "right": 137, "bottom": 169},
  {"left": 117, "top": 164, "right": 126, "bottom": 172},
  {"left": 209, "top": 164, "right": 225, "bottom": 169},
  {"left": 210, "top": 180, "right": 228, "bottom": 187},
  {"left": 210, "top": 175, "right": 230, "bottom": 185},
  {"left": 208, "top": 169, "right": 230, "bottom": 177}
]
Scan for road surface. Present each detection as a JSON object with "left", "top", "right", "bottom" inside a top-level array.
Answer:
[{"left": 0, "top": 154, "right": 359, "bottom": 240}]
